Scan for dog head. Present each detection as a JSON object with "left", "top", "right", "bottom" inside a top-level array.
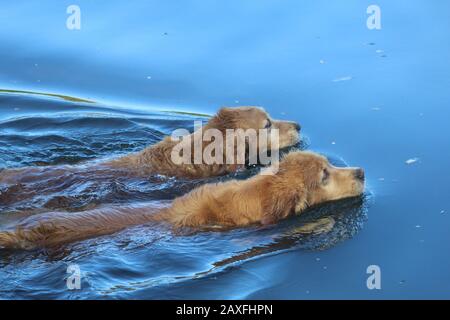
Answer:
[
  {"left": 207, "top": 106, "right": 300, "bottom": 150},
  {"left": 260, "top": 151, "right": 365, "bottom": 224}
]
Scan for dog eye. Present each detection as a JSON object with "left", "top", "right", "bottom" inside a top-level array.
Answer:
[
  {"left": 264, "top": 119, "right": 272, "bottom": 129},
  {"left": 322, "top": 168, "right": 329, "bottom": 183}
]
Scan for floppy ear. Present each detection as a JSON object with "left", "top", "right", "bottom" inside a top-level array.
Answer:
[
  {"left": 260, "top": 178, "right": 307, "bottom": 225},
  {"left": 207, "top": 107, "right": 236, "bottom": 131}
]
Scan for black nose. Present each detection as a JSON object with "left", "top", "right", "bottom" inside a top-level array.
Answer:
[
  {"left": 355, "top": 168, "right": 365, "bottom": 181},
  {"left": 293, "top": 122, "right": 301, "bottom": 131}
]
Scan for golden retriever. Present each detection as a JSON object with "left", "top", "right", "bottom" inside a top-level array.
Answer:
[
  {"left": 106, "top": 106, "right": 300, "bottom": 177},
  {"left": 0, "top": 106, "right": 300, "bottom": 183},
  {"left": 0, "top": 151, "right": 365, "bottom": 250}
]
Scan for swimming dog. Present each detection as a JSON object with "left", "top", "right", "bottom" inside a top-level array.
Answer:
[
  {"left": 0, "top": 151, "right": 365, "bottom": 249},
  {"left": 0, "top": 106, "right": 300, "bottom": 183}
]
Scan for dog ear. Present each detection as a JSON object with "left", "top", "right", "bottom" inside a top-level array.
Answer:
[
  {"left": 206, "top": 107, "right": 236, "bottom": 132},
  {"left": 216, "top": 107, "right": 235, "bottom": 124},
  {"left": 260, "top": 178, "right": 307, "bottom": 225}
]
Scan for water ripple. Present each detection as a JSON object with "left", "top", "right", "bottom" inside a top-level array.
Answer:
[{"left": 0, "top": 92, "right": 369, "bottom": 299}]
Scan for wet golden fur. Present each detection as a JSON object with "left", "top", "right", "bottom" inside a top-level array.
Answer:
[
  {"left": 106, "top": 106, "right": 300, "bottom": 178},
  {"left": 0, "top": 107, "right": 299, "bottom": 183},
  {"left": 0, "top": 151, "right": 364, "bottom": 250}
]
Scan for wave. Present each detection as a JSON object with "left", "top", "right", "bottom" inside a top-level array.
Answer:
[{"left": 0, "top": 91, "right": 369, "bottom": 299}]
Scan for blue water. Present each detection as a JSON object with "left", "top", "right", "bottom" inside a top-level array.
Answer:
[{"left": 1, "top": 0, "right": 450, "bottom": 299}]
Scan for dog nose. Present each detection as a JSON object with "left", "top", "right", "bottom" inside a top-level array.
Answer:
[
  {"left": 354, "top": 168, "right": 365, "bottom": 181},
  {"left": 293, "top": 122, "right": 301, "bottom": 131}
]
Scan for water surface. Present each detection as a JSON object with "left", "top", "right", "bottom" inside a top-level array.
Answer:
[{"left": 1, "top": 0, "right": 450, "bottom": 299}]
